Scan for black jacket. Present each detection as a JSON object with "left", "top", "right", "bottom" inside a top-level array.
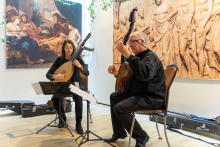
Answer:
[
  {"left": 126, "top": 49, "right": 166, "bottom": 101},
  {"left": 46, "top": 56, "right": 89, "bottom": 90}
]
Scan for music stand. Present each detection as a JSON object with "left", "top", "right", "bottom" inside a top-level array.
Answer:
[
  {"left": 33, "top": 82, "right": 75, "bottom": 137},
  {"left": 69, "top": 84, "right": 115, "bottom": 147}
]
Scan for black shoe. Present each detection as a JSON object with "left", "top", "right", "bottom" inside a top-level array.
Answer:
[
  {"left": 58, "top": 117, "right": 66, "bottom": 128},
  {"left": 135, "top": 135, "right": 150, "bottom": 147},
  {"left": 104, "top": 134, "right": 127, "bottom": 142},
  {"left": 76, "top": 124, "right": 83, "bottom": 134}
]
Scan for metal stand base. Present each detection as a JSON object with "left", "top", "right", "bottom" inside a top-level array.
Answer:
[
  {"left": 36, "top": 93, "right": 74, "bottom": 137},
  {"left": 36, "top": 116, "right": 74, "bottom": 137},
  {"left": 75, "top": 100, "right": 115, "bottom": 147}
]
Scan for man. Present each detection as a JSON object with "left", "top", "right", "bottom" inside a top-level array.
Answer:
[
  {"left": 105, "top": 31, "right": 166, "bottom": 147},
  {"left": 19, "top": 14, "right": 49, "bottom": 42}
]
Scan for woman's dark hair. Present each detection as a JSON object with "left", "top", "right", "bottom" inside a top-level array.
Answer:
[{"left": 61, "top": 40, "right": 76, "bottom": 59}]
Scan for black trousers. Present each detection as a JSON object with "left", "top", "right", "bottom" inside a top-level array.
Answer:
[
  {"left": 110, "top": 92, "right": 164, "bottom": 143},
  {"left": 51, "top": 93, "right": 83, "bottom": 122}
]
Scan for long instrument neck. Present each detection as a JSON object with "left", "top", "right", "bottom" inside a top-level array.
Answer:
[{"left": 69, "top": 46, "right": 83, "bottom": 62}]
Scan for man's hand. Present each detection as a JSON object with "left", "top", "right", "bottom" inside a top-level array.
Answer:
[
  {"left": 108, "top": 66, "right": 118, "bottom": 76},
  {"left": 73, "top": 59, "right": 82, "bottom": 68},
  {"left": 117, "top": 42, "right": 130, "bottom": 59},
  {"left": 55, "top": 74, "right": 65, "bottom": 80}
]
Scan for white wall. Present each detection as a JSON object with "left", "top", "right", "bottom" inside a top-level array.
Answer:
[
  {"left": 1, "top": 0, "right": 220, "bottom": 118},
  {"left": 169, "top": 78, "right": 220, "bottom": 118},
  {"left": 83, "top": 1, "right": 115, "bottom": 105}
]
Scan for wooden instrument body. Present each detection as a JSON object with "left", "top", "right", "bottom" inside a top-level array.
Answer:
[
  {"left": 115, "top": 8, "right": 137, "bottom": 94},
  {"left": 115, "top": 61, "right": 133, "bottom": 94},
  {"left": 51, "top": 33, "right": 91, "bottom": 82},
  {"left": 53, "top": 61, "right": 74, "bottom": 82}
]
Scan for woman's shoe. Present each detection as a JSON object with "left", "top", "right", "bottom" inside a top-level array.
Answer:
[
  {"left": 76, "top": 124, "right": 83, "bottom": 134},
  {"left": 58, "top": 117, "right": 67, "bottom": 128}
]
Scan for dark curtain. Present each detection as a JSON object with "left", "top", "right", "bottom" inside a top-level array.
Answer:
[{"left": 54, "top": 1, "right": 82, "bottom": 34}]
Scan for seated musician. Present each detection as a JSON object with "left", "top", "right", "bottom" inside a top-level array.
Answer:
[
  {"left": 46, "top": 40, "right": 89, "bottom": 134},
  {"left": 104, "top": 31, "right": 166, "bottom": 147}
]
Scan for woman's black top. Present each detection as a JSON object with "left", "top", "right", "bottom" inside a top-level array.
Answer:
[{"left": 46, "top": 56, "right": 89, "bottom": 90}]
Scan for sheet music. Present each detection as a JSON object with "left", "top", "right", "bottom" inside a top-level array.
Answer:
[
  {"left": 32, "top": 82, "right": 43, "bottom": 95},
  {"left": 69, "top": 84, "right": 97, "bottom": 104},
  {"left": 74, "top": 82, "right": 79, "bottom": 88}
]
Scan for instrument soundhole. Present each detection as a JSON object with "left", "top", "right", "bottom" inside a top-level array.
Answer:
[{"left": 61, "top": 70, "right": 66, "bottom": 74}]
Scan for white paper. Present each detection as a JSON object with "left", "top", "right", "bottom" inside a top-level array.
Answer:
[
  {"left": 74, "top": 82, "right": 79, "bottom": 88},
  {"left": 69, "top": 84, "right": 97, "bottom": 104},
  {"left": 32, "top": 82, "right": 43, "bottom": 95}
]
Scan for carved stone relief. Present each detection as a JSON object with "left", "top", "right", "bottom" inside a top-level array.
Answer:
[{"left": 113, "top": 0, "right": 220, "bottom": 79}]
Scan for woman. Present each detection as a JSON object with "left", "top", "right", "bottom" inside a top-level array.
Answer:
[
  {"left": 6, "top": 16, "right": 44, "bottom": 64},
  {"left": 46, "top": 40, "right": 89, "bottom": 134}
]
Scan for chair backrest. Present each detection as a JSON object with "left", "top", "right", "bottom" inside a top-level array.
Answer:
[
  {"left": 80, "top": 64, "right": 88, "bottom": 90},
  {"left": 164, "top": 64, "right": 178, "bottom": 115}
]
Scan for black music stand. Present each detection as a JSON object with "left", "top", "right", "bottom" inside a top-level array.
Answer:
[
  {"left": 70, "top": 90, "right": 115, "bottom": 147},
  {"left": 35, "top": 82, "right": 75, "bottom": 137}
]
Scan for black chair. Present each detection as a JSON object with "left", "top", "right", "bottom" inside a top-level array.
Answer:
[{"left": 128, "top": 64, "right": 178, "bottom": 147}]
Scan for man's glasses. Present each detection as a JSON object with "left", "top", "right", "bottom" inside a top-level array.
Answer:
[{"left": 128, "top": 39, "right": 142, "bottom": 44}]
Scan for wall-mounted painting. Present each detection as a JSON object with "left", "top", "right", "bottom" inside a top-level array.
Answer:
[
  {"left": 113, "top": 0, "right": 220, "bottom": 80},
  {"left": 6, "top": 0, "right": 82, "bottom": 69}
]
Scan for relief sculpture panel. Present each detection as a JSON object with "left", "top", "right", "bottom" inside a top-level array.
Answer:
[{"left": 113, "top": 0, "right": 220, "bottom": 79}]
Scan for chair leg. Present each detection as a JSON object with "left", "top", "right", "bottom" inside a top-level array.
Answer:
[
  {"left": 54, "top": 112, "right": 58, "bottom": 123},
  {"left": 164, "top": 116, "right": 171, "bottom": 147},
  {"left": 64, "top": 97, "right": 66, "bottom": 111},
  {"left": 128, "top": 113, "right": 135, "bottom": 147},
  {"left": 88, "top": 104, "right": 93, "bottom": 123},
  {"left": 156, "top": 116, "right": 162, "bottom": 139}
]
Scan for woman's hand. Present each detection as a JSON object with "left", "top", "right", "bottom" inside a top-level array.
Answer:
[
  {"left": 108, "top": 65, "right": 118, "bottom": 76},
  {"left": 54, "top": 74, "right": 65, "bottom": 80},
  {"left": 73, "top": 60, "right": 82, "bottom": 68}
]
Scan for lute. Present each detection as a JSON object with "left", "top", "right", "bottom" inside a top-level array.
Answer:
[
  {"left": 115, "top": 8, "right": 137, "bottom": 94},
  {"left": 53, "top": 33, "right": 91, "bottom": 82}
]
